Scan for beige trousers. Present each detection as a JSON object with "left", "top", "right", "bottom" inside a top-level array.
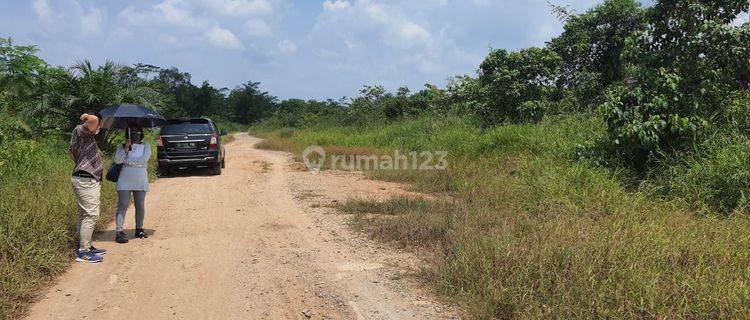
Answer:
[{"left": 71, "top": 176, "right": 101, "bottom": 251}]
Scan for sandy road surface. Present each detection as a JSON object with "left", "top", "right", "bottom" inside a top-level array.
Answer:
[{"left": 26, "top": 133, "right": 458, "bottom": 320}]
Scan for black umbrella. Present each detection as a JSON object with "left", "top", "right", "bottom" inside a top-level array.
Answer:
[{"left": 98, "top": 103, "right": 167, "bottom": 129}]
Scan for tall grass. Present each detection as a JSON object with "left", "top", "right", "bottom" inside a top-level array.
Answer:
[
  {"left": 0, "top": 134, "right": 158, "bottom": 319},
  {"left": 251, "top": 114, "right": 750, "bottom": 319},
  {"left": 212, "top": 119, "right": 246, "bottom": 134}
]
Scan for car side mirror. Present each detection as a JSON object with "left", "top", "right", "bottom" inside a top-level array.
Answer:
[{"left": 220, "top": 130, "right": 227, "bottom": 136}]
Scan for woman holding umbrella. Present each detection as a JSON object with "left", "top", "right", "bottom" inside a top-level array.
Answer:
[
  {"left": 113, "top": 125, "right": 150, "bottom": 243},
  {"left": 99, "top": 103, "right": 166, "bottom": 244}
]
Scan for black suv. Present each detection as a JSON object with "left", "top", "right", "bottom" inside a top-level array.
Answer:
[{"left": 157, "top": 118, "right": 227, "bottom": 175}]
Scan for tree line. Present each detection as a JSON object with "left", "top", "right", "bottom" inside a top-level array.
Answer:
[
  {"left": 262, "top": 0, "right": 749, "bottom": 171},
  {"left": 2, "top": 0, "right": 749, "bottom": 176},
  {"left": 0, "top": 40, "right": 277, "bottom": 151}
]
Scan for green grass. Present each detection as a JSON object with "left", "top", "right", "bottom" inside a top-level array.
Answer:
[
  {"left": 649, "top": 137, "right": 750, "bottom": 215},
  {"left": 0, "top": 135, "right": 159, "bottom": 319},
  {"left": 212, "top": 119, "right": 247, "bottom": 134},
  {"left": 222, "top": 134, "right": 236, "bottom": 144},
  {"left": 251, "top": 114, "right": 750, "bottom": 319}
]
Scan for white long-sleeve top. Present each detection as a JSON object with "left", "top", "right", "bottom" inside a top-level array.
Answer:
[{"left": 114, "top": 143, "right": 151, "bottom": 191}]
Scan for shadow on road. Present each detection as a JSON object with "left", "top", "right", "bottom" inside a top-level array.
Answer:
[
  {"left": 95, "top": 229, "right": 157, "bottom": 242},
  {"left": 159, "top": 166, "right": 215, "bottom": 178}
]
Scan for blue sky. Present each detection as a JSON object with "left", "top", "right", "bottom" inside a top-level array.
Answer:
[{"left": 1, "top": 0, "right": 610, "bottom": 99}]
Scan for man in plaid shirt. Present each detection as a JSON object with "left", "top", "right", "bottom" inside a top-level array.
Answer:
[{"left": 69, "top": 113, "right": 107, "bottom": 263}]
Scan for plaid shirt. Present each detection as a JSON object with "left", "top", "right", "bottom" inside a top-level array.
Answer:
[{"left": 69, "top": 124, "right": 103, "bottom": 181}]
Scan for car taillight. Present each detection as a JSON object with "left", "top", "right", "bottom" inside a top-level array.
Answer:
[
  {"left": 156, "top": 135, "right": 164, "bottom": 147},
  {"left": 209, "top": 133, "right": 218, "bottom": 149}
]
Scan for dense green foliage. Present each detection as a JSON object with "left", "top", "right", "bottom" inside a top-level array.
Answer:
[
  {"left": 548, "top": 0, "right": 646, "bottom": 107},
  {"left": 228, "top": 81, "right": 278, "bottom": 124},
  {"left": 599, "top": 0, "right": 750, "bottom": 166},
  {"left": 476, "top": 47, "right": 561, "bottom": 124},
  {"left": 271, "top": 98, "right": 345, "bottom": 127},
  {"left": 0, "top": 37, "right": 276, "bottom": 150}
]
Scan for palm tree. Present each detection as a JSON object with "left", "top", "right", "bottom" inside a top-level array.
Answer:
[
  {"left": 0, "top": 38, "right": 50, "bottom": 140},
  {"left": 22, "top": 60, "right": 166, "bottom": 149},
  {"left": 47, "top": 60, "right": 166, "bottom": 128},
  {"left": 1, "top": 37, "right": 167, "bottom": 146}
]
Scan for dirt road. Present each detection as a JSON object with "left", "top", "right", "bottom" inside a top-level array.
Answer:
[{"left": 26, "top": 133, "right": 457, "bottom": 320}]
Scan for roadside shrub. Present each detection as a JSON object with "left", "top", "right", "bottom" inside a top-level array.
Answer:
[
  {"left": 438, "top": 76, "right": 487, "bottom": 123},
  {"left": 278, "top": 128, "right": 295, "bottom": 139},
  {"left": 598, "top": 0, "right": 750, "bottom": 168},
  {"left": 548, "top": 0, "right": 646, "bottom": 108},
  {"left": 210, "top": 118, "right": 245, "bottom": 133},
  {"left": 0, "top": 139, "right": 118, "bottom": 318},
  {"left": 722, "top": 91, "right": 750, "bottom": 134},
  {"left": 655, "top": 140, "right": 750, "bottom": 215},
  {"left": 477, "top": 47, "right": 561, "bottom": 126},
  {"left": 599, "top": 70, "right": 706, "bottom": 168}
]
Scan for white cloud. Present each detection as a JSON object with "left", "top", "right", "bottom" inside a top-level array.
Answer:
[
  {"left": 323, "top": 0, "right": 351, "bottom": 11},
  {"left": 32, "top": 0, "right": 52, "bottom": 21},
  {"left": 31, "top": 0, "right": 103, "bottom": 37},
  {"left": 278, "top": 40, "right": 297, "bottom": 55},
  {"left": 118, "top": 0, "right": 284, "bottom": 51},
  {"left": 200, "top": 0, "right": 272, "bottom": 17},
  {"left": 363, "top": 2, "right": 433, "bottom": 48},
  {"left": 315, "top": 0, "right": 433, "bottom": 50},
  {"left": 206, "top": 25, "right": 244, "bottom": 50},
  {"left": 396, "top": 20, "right": 432, "bottom": 45},
  {"left": 155, "top": 0, "right": 198, "bottom": 27},
  {"left": 79, "top": 7, "right": 103, "bottom": 36},
  {"left": 244, "top": 19, "right": 271, "bottom": 38},
  {"left": 15, "top": 0, "right": 621, "bottom": 100},
  {"left": 362, "top": 1, "right": 386, "bottom": 21},
  {"left": 119, "top": 0, "right": 203, "bottom": 28},
  {"left": 118, "top": 6, "right": 146, "bottom": 24}
]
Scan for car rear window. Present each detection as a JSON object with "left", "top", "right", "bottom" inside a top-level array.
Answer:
[{"left": 161, "top": 121, "right": 213, "bottom": 135}]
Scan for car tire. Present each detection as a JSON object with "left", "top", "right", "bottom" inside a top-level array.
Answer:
[
  {"left": 158, "top": 165, "right": 170, "bottom": 177},
  {"left": 212, "top": 163, "right": 222, "bottom": 175}
]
